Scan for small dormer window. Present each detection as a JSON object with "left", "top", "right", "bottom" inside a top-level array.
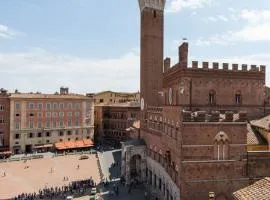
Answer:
[{"left": 154, "top": 10, "right": 157, "bottom": 18}]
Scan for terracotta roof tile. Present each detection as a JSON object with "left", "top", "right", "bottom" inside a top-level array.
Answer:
[
  {"left": 9, "top": 93, "right": 90, "bottom": 100},
  {"left": 233, "top": 178, "right": 270, "bottom": 199},
  {"left": 247, "top": 124, "right": 266, "bottom": 145},
  {"left": 251, "top": 115, "right": 270, "bottom": 131},
  {"left": 95, "top": 101, "right": 140, "bottom": 107}
]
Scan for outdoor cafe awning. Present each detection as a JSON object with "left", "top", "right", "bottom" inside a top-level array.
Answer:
[
  {"left": 0, "top": 151, "right": 12, "bottom": 155},
  {"left": 33, "top": 144, "right": 53, "bottom": 149},
  {"left": 55, "top": 139, "right": 94, "bottom": 150}
]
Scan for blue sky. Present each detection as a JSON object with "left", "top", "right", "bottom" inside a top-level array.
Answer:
[{"left": 0, "top": 0, "right": 270, "bottom": 94}]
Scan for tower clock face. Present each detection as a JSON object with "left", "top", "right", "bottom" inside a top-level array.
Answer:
[
  {"left": 169, "top": 88, "right": 172, "bottom": 105},
  {"left": 141, "top": 98, "right": 145, "bottom": 110}
]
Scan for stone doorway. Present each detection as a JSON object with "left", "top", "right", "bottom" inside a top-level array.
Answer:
[
  {"left": 130, "top": 154, "right": 142, "bottom": 182},
  {"left": 25, "top": 144, "right": 32, "bottom": 153}
]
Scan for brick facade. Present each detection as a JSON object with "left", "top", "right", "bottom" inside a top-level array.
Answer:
[
  {"left": 94, "top": 102, "right": 140, "bottom": 146},
  {"left": 130, "top": 0, "right": 270, "bottom": 200},
  {"left": 0, "top": 89, "right": 10, "bottom": 151}
]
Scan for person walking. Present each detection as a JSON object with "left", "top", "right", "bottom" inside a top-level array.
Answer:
[{"left": 144, "top": 191, "right": 148, "bottom": 199}]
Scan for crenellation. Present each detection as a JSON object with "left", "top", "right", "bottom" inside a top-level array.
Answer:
[
  {"left": 250, "top": 65, "right": 258, "bottom": 71},
  {"left": 164, "top": 57, "right": 171, "bottom": 72},
  {"left": 223, "top": 63, "right": 229, "bottom": 70},
  {"left": 242, "top": 64, "right": 248, "bottom": 71},
  {"left": 187, "top": 62, "right": 265, "bottom": 73},
  {"left": 182, "top": 110, "right": 192, "bottom": 122},
  {"left": 195, "top": 111, "right": 206, "bottom": 122},
  {"left": 164, "top": 58, "right": 266, "bottom": 75},
  {"left": 192, "top": 61, "right": 198, "bottom": 68},
  {"left": 260, "top": 65, "right": 266, "bottom": 72},
  {"left": 232, "top": 64, "right": 238, "bottom": 71},
  {"left": 225, "top": 111, "right": 234, "bottom": 122},
  {"left": 137, "top": 1, "right": 269, "bottom": 199},
  {"left": 211, "top": 111, "right": 220, "bottom": 122},
  {"left": 202, "top": 62, "right": 209, "bottom": 69},
  {"left": 181, "top": 110, "right": 247, "bottom": 123},
  {"left": 213, "top": 62, "right": 219, "bottom": 70},
  {"left": 238, "top": 111, "right": 247, "bottom": 122},
  {"left": 138, "top": 0, "right": 166, "bottom": 12}
]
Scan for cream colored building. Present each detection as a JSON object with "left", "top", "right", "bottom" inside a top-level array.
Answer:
[
  {"left": 9, "top": 88, "right": 94, "bottom": 154},
  {"left": 94, "top": 91, "right": 139, "bottom": 105}
]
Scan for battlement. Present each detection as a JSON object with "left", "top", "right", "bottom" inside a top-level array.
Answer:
[
  {"left": 164, "top": 60, "right": 265, "bottom": 74},
  {"left": 182, "top": 110, "right": 247, "bottom": 123},
  {"left": 164, "top": 57, "right": 171, "bottom": 72},
  {"left": 190, "top": 61, "right": 265, "bottom": 73},
  {"left": 163, "top": 42, "right": 266, "bottom": 75},
  {"left": 138, "top": 0, "right": 166, "bottom": 12}
]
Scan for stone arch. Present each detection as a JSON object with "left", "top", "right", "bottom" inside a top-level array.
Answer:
[
  {"left": 214, "top": 131, "right": 229, "bottom": 160},
  {"left": 130, "top": 154, "right": 142, "bottom": 181}
]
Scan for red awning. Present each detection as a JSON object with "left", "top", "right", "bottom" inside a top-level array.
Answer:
[
  {"left": 83, "top": 139, "right": 94, "bottom": 147},
  {"left": 55, "top": 139, "right": 94, "bottom": 150}
]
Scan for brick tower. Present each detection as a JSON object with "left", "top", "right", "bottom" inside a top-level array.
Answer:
[{"left": 139, "top": 0, "right": 166, "bottom": 110}]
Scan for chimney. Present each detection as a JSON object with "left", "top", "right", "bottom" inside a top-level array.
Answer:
[
  {"left": 179, "top": 42, "right": 188, "bottom": 68},
  {"left": 60, "top": 87, "right": 69, "bottom": 95}
]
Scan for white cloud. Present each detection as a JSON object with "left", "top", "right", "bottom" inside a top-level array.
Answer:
[
  {"left": 0, "top": 48, "right": 140, "bottom": 93},
  {"left": 240, "top": 9, "right": 270, "bottom": 23},
  {"left": 206, "top": 16, "right": 218, "bottom": 22},
  {"left": 228, "top": 8, "right": 236, "bottom": 13},
  {"left": 194, "top": 32, "right": 234, "bottom": 46},
  {"left": 234, "top": 23, "right": 270, "bottom": 41},
  {"left": 0, "top": 24, "right": 18, "bottom": 39},
  {"left": 191, "top": 11, "right": 197, "bottom": 16},
  {"left": 205, "top": 15, "right": 229, "bottom": 23},
  {"left": 196, "top": 9, "right": 270, "bottom": 45},
  {"left": 167, "top": 0, "right": 211, "bottom": 13},
  {"left": 218, "top": 15, "right": 228, "bottom": 22}
]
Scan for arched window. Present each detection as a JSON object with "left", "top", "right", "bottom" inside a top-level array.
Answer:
[
  {"left": 214, "top": 131, "right": 229, "bottom": 160},
  {"left": 209, "top": 90, "right": 216, "bottom": 105},
  {"left": 235, "top": 91, "right": 242, "bottom": 105}
]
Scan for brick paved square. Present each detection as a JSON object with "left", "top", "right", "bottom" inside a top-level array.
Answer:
[{"left": 0, "top": 154, "right": 100, "bottom": 199}]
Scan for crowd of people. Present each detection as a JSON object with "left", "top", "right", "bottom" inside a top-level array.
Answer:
[{"left": 13, "top": 178, "right": 96, "bottom": 200}]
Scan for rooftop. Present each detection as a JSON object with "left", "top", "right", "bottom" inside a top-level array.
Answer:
[
  {"left": 9, "top": 93, "right": 90, "bottom": 100},
  {"left": 233, "top": 177, "right": 270, "bottom": 200},
  {"left": 122, "top": 139, "right": 145, "bottom": 146},
  {"left": 247, "top": 123, "right": 268, "bottom": 145},
  {"left": 94, "top": 90, "right": 138, "bottom": 96},
  {"left": 250, "top": 115, "right": 270, "bottom": 131},
  {"left": 95, "top": 101, "right": 140, "bottom": 108}
]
